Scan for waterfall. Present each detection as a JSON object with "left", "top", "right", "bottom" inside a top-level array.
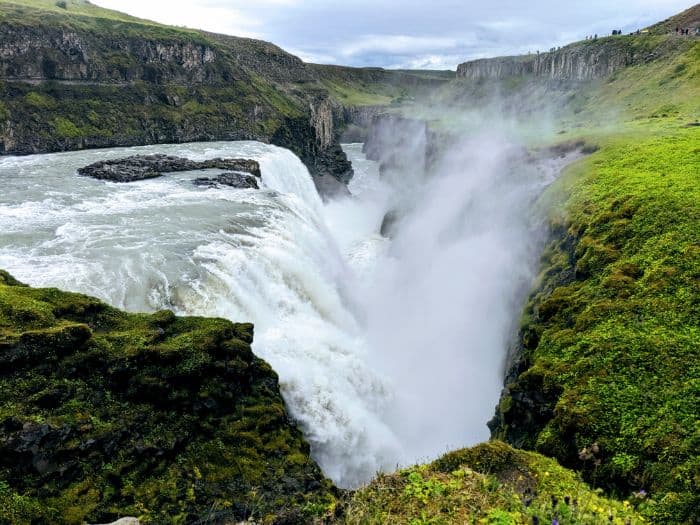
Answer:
[{"left": 0, "top": 137, "right": 574, "bottom": 487}]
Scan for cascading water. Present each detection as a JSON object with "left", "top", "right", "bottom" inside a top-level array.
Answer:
[
  {"left": 0, "top": 141, "right": 400, "bottom": 486},
  {"left": 0, "top": 136, "right": 574, "bottom": 488}
]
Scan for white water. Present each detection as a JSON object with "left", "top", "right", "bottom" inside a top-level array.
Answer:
[{"left": 0, "top": 138, "right": 569, "bottom": 487}]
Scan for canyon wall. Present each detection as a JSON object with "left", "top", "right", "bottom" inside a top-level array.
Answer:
[{"left": 457, "top": 35, "right": 689, "bottom": 81}]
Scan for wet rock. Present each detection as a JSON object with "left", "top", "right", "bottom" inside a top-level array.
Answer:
[
  {"left": 312, "top": 173, "right": 351, "bottom": 200},
  {"left": 380, "top": 209, "right": 399, "bottom": 237},
  {"left": 193, "top": 171, "right": 259, "bottom": 189},
  {"left": 78, "top": 155, "right": 261, "bottom": 182}
]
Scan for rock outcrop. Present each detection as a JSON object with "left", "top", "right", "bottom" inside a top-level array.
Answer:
[
  {"left": 363, "top": 114, "right": 429, "bottom": 174},
  {"left": 0, "top": 270, "right": 333, "bottom": 524},
  {"left": 193, "top": 171, "right": 259, "bottom": 189},
  {"left": 456, "top": 35, "right": 690, "bottom": 81},
  {"left": 77, "top": 154, "right": 261, "bottom": 182}
]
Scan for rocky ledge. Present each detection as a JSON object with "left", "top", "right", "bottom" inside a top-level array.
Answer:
[
  {"left": 77, "top": 154, "right": 262, "bottom": 183},
  {"left": 0, "top": 270, "right": 333, "bottom": 524}
]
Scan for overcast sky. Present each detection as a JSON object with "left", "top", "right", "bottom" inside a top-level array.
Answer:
[{"left": 92, "top": 0, "right": 692, "bottom": 69}]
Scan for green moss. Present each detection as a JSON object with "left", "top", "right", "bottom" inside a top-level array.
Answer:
[
  {"left": 23, "top": 91, "right": 56, "bottom": 109},
  {"left": 340, "top": 441, "right": 643, "bottom": 524},
  {"left": 494, "top": 128, "right": 699, "bottom": 523},
  {"left": 52, "top": 116, "right": 82, "bottom": 138},
  {"left": 0, "top": 273, "right": 333, "bottom": 524}
]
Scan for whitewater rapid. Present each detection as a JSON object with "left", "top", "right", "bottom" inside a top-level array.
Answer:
[{"left": 0, "top": 138, "right": 570, "bottom": 487}]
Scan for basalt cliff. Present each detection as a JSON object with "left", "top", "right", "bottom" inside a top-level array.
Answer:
[{"left": 456, "top": 6, "right": 699, "bottom": 82}]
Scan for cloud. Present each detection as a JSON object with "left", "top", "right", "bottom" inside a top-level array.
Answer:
[
  {"left": 91, "top": 0, "right": 693, "bottom": 69},
  {"left": 93, "top": 0, "right": 264, "bottom": 38},
  {"left": 338, "top": 34, "right": 476, "bottom": 59}
]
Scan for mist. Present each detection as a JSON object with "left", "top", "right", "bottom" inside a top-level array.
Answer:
[{"left": 326, "top": 114, "right": 578, "bottom": 470}]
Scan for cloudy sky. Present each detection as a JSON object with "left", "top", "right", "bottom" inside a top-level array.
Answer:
[{"left": 92, "top": 0, "right": 691, "bottom": 69}]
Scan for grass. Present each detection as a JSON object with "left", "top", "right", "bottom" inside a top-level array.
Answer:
[
  {"left": 319, "top": 79, "right": 396, "bottom": 106},
  {"left": 0, "top": 0, "right": 204, "bottom": 41},
  {"left": 339, "top": 441, "right": 644, "bottom": 525},
  {"left": 0, "top": 0, "right": 161, "bottom": 24},
  {"left": 312, "top": 64, "right": 453, "bottom": 108}
]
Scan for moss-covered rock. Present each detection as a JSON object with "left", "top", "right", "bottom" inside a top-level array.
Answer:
[
  {"left": 339, "top": 441, "right": 643, "bottom": 524},
  {"left": 0, "top": 273, "right": 334, "bottom": 524}
]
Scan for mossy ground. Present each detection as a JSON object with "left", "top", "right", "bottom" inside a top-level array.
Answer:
[
  {"left": 339, "top": 441, "right": 644, "bottom": 525},
  {"left": 0, "top": 271, "right": 334, "bottom": 524},
  {"left": 496, "top": 125, "right": 699, "bottom": 523},
  {"left": 483, "top": 38, "right": 699, "bottom": 525}
]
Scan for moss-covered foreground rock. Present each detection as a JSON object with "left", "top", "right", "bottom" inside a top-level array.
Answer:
[
  {"left": 339, "top": 441, "right": 643, "bottom": 524},
  {"left": 0, "top": 270, "right": 334, "bottom": 524}
]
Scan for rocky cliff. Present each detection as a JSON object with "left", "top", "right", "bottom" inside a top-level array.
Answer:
[{"left": 456, "top": 33, "right": 692, "bottom": 81}]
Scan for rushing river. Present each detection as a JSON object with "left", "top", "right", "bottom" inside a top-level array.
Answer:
[{"left": 0, "top": 138, "right": 569, "bottom": 487}]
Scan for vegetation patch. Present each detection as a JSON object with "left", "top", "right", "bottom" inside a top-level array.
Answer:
[{"left": 339, "top": 441, "right": 643, "bottom": 524}]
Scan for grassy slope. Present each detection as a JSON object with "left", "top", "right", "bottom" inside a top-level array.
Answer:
[
  {"left": 340, "top": 441, "right": 643, "bottom": 525},
  {"left": 488, "top": 37, "right": 700, "bottom": 524},
  {"left": 311, "top": 64, "right": 453, "bottom": 107},
  {"left": 0, "top": 271, "right": 333, "bottom": 524},
  {"left": 1, "top": 0, "right": 159, "bottom": 23},
  {"left": 0, "top": 0, "right": 209, "bottom": 41}
]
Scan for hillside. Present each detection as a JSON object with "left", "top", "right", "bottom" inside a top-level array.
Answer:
[
  {"left": 0, "top": 0, "right": 449, "bottom": 195},
  {"left": 390, "top": 16, "right": 698, "bottom": 525}
]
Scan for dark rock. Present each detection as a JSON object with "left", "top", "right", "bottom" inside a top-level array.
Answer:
[
  {"left": 78, "top": 155, "right": 261, "bottom": 182},
  {"left": 380, "top": 210, "right": 399, "bottom": 237},
  {"left": 312, "top": 173, "right": 351, "bottom": 200},
  {"left": 193, "top": 171, "right": 259, "bottom": 189}
]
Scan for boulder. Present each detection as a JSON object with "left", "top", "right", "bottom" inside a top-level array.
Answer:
[{"left": 193, "top": 171, "right": 260, "bottom": 189}]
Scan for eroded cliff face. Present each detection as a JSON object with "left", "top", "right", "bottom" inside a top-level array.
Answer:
[
  {"left": 0, "top": 26, "right": 220, "bottom": 83},
  {"left": 456, "top": 36, "right": 686, "bottom": 81}
]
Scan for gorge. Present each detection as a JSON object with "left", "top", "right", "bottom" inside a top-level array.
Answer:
[
  {"left": 0, "top": 125, "right": 577, "bottom": 489},
  {"left": 0, "top": 1, "right": 698, "bottom": 524}
]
